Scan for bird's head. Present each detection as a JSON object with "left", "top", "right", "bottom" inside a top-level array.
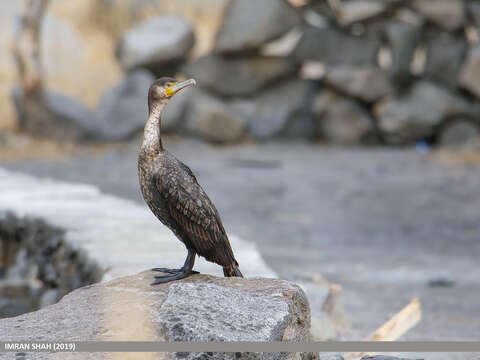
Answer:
[{"left": 148, "top": 77, "right": 196, "bottom": 109}]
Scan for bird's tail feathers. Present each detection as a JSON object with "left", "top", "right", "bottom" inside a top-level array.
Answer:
[{"left": 223, "top": 264, "right": 243, "bottom": 278}]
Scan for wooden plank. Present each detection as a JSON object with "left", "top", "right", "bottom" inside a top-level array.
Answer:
[{"left": 344, "top": 298, "right": 422, "bottom": 360}]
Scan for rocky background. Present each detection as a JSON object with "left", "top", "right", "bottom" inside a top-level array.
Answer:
[
  {"left": 3, "top": 0, "right": 480, "bottom": 149},
  {"left": 0, "top": 212, "right": 102, "bottom": 319}
]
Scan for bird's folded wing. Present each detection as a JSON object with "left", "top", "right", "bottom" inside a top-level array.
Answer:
[{"left": 156, "top": 175, "right": 226, "bottom": 255}]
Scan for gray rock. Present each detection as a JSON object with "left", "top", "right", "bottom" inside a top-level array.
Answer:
[
  {"left": 383, "top": 20, "right": 422, "bottom": 87},
  {"left": 11, "top": 87, "right": 95, "bottom": 141},
  {"left": 438, "top": 118, "right": 480, "bottom": 149},
  {"left": 183, "top": 55, "right": 296, "bottom": 97},
  {"left": 313, "top": 90, "right": 375, "bottom": 145},
  {"left": 374, "top": 81, "right": 472, "bottom": 144},
  {"left": 338, "top": 0, "right": 388, "bottom": 25},
  {"left": 460, "top": 45, "right": 480, "bottom": 99},
  {"left": 294, "top": 26, "right": 380, "bottom": 66},
  {"left": 324, "top": 66, "right": 392, "bottom": 102},
  {"left": 94, "top": 69, "right": 155, "bottom": 141},
  {"left": 116, "top": 16, "right": 195, "bottom": 73},
  {"left": 0, "top": 271, "right": 312, "bottom": 359},
  {"left": 214, "top": 0, "right": 300, "bottom": 54},
  {"left": 410, "top": 0, "right": 465, "bottom": 30},
  {"left": 160, "top": 282, "right": 290, "bottom": 341},
  {"left": 238, "top": 79, "right": 314, "bottom": 140},
  {"left": 424, "top": 31, "right": 467, "bottom": 88},
  {"left": 185, "top": 89, "right": 247, "bottom": 143}
]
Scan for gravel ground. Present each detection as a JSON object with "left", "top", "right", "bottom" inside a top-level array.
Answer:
[{"left": 2, "top": 139, "right": 480, "bottom": 358}]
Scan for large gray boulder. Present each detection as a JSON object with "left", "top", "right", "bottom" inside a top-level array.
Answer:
[
  {"left": 94, "top": 69, "right": 155, "bottom": 140},
  {"left": 410, "top": 0, "right": 465, "bottom": 30},
  {"left": 214, "top": 0, "right": 300, "bottom": 54},
  {"left": 424, "top": 31, "right": 467, "bottom": 88},
  {"left": 294, "top": 27, "right": 380, "bottom": 66},
  {"left": 235, "top": 79, "right": 315, "bottom": 140},
  {"left": 183, "top": 55, "right": 296, "bottom": 97},
  {"left": 11, "top": 87, "right": 95, "bottom": 141},
  {"left": 313, "top": 90, "right": 375, "bottom": 145},
  {"left": 0, "top": 271, "right": 313, "bottom": 360},
  {"left": 184, "top": 89, "right": 248, "bottom": 143},
  {"left": 116, "top": 16, "right": 195, "bottom": 74},
  {"left": 323, "top": 66, "right": 392, "bottom": 102},
  {"left": 374, "top": 81, "right": 472, "bottom": 144},
  {"left": 460, "top": 45, "right": 480, "bottom": 99}
]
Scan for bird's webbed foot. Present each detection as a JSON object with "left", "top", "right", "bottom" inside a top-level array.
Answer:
[
  {"left": 151, "top": 268, "right": 198, "bottom": 285},
  {"left": 152, "top": 267, "right": 199, "bottom": 275},
  {"left": 151, "top": 249, "right": 198, "bottom": 285}
]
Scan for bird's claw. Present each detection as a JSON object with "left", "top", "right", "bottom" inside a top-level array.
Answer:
[
  {"left": 152, "top": 267, "right": 181, "bottom": 274},
  {"left": 152, "top": 268, "right": 199, "bottom": 275}
]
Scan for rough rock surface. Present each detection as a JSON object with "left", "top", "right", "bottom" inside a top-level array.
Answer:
[
  {"left": 116, "top": 16, "right": 195, "bottom": 73},
  {"left": 374, "top": 81, "right": 472, "bottom": 144},
  {"left": 294, "top": 27, "right": 380, "bottom": 66},
  {"left": 460, "top": 45, "right": 480, "bottom": 99},
  {"left": 184, "top": 89, "right": 248, "bottom": 143},
  {"left": 410, "top": 0, "right": 465, "bottom": 30},
  {"left": 313, "top": 90, "right": 375, "bottom": 145},
  {"left": 0, "top": 271, "right": 312, "bottom": 359},
  {"left": 94, "top": 69, "right": 155, "bottom": 140},
  {"left": 183, "top": 55, "right": 295, "bottom": 97},
  {"left": 323, "top": 66, "right": 392, "bottom": 102},
  {"left": 214, "top": 0, "right": 300, "bottom": 54},
  {"left": 11, "top": 87, "right": 95, "bottom": 141}
]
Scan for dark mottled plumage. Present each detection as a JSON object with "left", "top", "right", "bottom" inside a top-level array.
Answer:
[{"left": 138, "top": 77, "right": 243, "bottom": 284}]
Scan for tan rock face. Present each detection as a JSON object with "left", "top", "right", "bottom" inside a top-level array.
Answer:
[{"left": 0, "top": 271, "right": 312, "bottom": 359}]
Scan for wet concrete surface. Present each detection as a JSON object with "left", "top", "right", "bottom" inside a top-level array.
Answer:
[{"left": 2, "top": 139, "right": 480, "bottom": 352}]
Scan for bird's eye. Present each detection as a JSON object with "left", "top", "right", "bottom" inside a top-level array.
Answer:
[{"left": 166, "top": 82, "right": 174, "bottom": 87}]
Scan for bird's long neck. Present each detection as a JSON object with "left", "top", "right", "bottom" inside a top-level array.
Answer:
[{"left": 141, "top": 101, "right": 166, "bottom": 155}]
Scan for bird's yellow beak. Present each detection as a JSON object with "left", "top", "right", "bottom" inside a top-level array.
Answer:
[{"left": 165, "top": 78, "right": 196, "bottom": 97}]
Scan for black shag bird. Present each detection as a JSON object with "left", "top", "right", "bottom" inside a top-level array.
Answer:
[{"left": 138, "top": 77, "right": 243, "bottom": 285}]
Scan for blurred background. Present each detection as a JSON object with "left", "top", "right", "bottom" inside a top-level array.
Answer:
[{"left": 0, "top": 0, "right": 480, "bottom": 357}]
